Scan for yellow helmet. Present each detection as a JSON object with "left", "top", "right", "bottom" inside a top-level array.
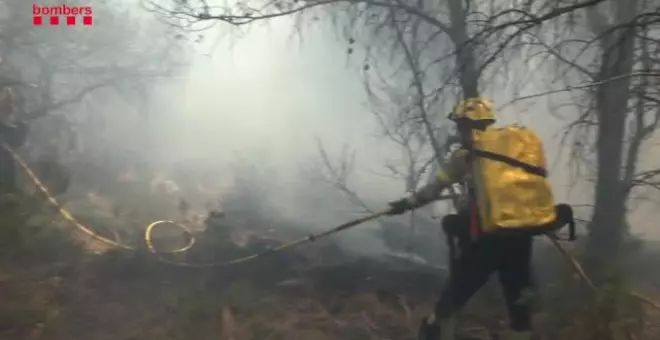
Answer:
[{"left": 448, "top": 97, "right": 495, "bottom": 124}]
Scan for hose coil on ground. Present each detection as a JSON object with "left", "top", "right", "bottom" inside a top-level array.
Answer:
[
  {"left": 4, "top": 143, "right": 195, "bottom": 256},
  {"left": 3, "top": 143, "right": 387, "bottom": 267}
]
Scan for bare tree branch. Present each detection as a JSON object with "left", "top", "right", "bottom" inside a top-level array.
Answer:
[{"left": 498, "top": 71, "right": 660, "bottom": 110}]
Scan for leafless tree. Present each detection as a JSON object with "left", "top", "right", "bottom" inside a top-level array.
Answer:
[
  {"left": 151, "top": 0, "right": 660, "bottom": 263},
  {"left": 149, "top": 0, "right": 619, "bottom": 261},
  {"left": 1, "top": 0, "right": 191, "bottom": 199},
  {"left": 148, "top": 0, "right": 612, "bottom": 178},
  {"left": 497, "top": 0, "right": 660, "bottom": 270},
  {"left": 485, "top": 3, "right": 659, "bottom": 336},
  {"left": 1, "top": 0, "right": 189, "bottom": 159}
]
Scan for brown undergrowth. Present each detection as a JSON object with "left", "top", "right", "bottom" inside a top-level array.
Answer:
[{"left": 1, "top": 194, "right": 659, "bottom": 340}]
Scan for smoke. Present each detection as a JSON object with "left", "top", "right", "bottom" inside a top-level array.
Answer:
[
  {"left": 25, "top": 0, "right": 659, "bottom": 263},
  {"left": 169, "top": 19, "right": 406, "bottom": 255}
]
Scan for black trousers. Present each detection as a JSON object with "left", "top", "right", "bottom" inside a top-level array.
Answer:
[{"left": 436, "top": 214, "right": 534, "bottom": 331}]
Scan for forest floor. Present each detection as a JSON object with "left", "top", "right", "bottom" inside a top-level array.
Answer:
[{"left": 1, "top": 194, "right": 659, "bottom": 340}]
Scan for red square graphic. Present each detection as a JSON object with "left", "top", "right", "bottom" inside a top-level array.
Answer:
[
  {"left": 50, "top": 16, "right": 59, "bottom": 25},
  {"left": 66, "top": 16, "right": 76, "bottom": 26},
  {"left": 33, "top": 16, "right": 43, "bottom": 26},
  {"left": 83, "top": 16, "right": 92, "bottom": 26}
]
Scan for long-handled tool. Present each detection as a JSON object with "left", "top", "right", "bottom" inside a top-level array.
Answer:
[
  {"left": 185, "top": 209, "right": 393, "bottom": 267},
  {"left": 5, "top": 140, "right": 660, "bottom": 311},
  {"left": 148, "top": 195, "right": 455, "bottom": 267}
]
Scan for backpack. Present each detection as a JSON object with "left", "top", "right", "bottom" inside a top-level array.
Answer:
[{"left": 469, "top": 124, "right": 562, "bottom": 235}]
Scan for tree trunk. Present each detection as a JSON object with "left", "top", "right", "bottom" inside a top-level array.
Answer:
[
  {"left": 447, "top": 0, "right": 479, "bottom": 98},
  {"left": 586, "top": 2, "right": 637, "bottom": 280}
]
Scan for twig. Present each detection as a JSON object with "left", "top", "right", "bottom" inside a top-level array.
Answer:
[
  {"left": 498, "top": 72, "right": 660, "bottom": 111},
  {"left": 548, "top": 234, "right": 660, "bottom": 313}
]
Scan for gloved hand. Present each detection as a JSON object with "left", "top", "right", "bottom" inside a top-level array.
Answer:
[{"left": 387, "top": 197, "right": 414, "bottom": 215}]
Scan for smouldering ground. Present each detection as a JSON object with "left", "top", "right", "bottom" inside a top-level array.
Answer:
[{"left": 2, "top": 198, "right": 659, "bottom": 340}]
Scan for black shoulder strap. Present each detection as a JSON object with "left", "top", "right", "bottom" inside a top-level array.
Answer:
[{"left": 472, "top": 148, "right": 548, "bottom": 177}]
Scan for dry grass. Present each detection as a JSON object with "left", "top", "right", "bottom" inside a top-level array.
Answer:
[{"left": 1, "top": 195, "right": 659, "bottom": 340}]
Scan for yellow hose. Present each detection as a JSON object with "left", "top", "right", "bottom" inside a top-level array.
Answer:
[
  {"left": 4, "top": 143, "right": 194, "bottom": 255},
  {"left": 3, "top": 143, "right": 390, "bottom": 267}
]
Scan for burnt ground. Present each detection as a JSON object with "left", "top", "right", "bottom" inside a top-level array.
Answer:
[{"left": 1, "top": 197, "right": 659, "bottom": 340}]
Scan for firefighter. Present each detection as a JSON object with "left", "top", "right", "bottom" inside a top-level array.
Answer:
[
  {"left": 0, "top": 87, "right": 28, "bottom": 195},
  {"left": 387, "top": 97, "right": 549, "bottom": 340}
]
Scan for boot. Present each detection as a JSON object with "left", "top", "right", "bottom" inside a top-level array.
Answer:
[
  {"left": 418, "top": 314, "right": 457, "bottom": 340},
  {"left": 500, "top": 330, "right": 532, "bottom": 340}
]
